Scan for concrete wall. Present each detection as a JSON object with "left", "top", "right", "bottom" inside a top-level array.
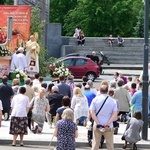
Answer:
[{"left": 46, "top": 23, "right": 62, "bottom": 58}]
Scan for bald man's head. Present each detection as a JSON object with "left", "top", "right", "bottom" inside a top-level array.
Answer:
[
  {"left": 51, "top": 86, "right": 59, "bottom": 93},
  {"left": 100, "top": 85, "right": 108, "bottom": 94}
]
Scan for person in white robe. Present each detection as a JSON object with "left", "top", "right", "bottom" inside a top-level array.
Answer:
[
  {"left": 10, "top": 52, "right": 19, "bottom": 72},
  {"left": 26, "top": 35, "right": 40, "bottom": 76},
  {"left": 10, "top": 47, "right": 28, "bottom": 72}
]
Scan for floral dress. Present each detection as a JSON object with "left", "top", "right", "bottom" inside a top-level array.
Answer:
[
  {"left": 56, "top": 119, "right": 78, "bottom": 150},
  {"left": 32, "top": 96, "right": 48, "bottom": 127}
]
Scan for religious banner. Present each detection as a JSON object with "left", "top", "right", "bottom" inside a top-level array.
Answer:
[
  {"left": 0, "top": 5, "right": 31, "bottom": 51},
  {"left": 0, "top": 5, "right": 31, "bottom": 77}
]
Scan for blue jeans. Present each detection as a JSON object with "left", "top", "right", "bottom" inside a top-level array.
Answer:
[{"left": 77, "top": 116, "right": 87, "bottom": 126}]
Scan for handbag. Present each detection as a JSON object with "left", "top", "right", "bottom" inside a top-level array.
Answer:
[
  {"left": 86, "top": 96, "right": 109, "bottom": 130},
  {"left": 86, "top": 120, "right": 93, "bottom": 130}
]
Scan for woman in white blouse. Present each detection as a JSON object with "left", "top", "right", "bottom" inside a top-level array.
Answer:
[
  {"left": 71, "top": 87, "right": 89, "bottom": 126},
  {"left": 9, "top": 87, "right": 30, "bottom": 146}
]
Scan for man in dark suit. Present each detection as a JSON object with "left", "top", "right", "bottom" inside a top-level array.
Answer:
[
  {"left": 0, "top": 76, "right": 14, "bottom": 121},
  {"left": 46, "top": 86, "right": 63, "bottom": 127},
  {"left": 57, "top": 74, "right": 71, "bottom": 98}
]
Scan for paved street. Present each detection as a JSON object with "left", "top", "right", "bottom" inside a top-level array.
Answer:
[
  {"left": 74, "top": 74, "right": 114, "bottom": 88},
  {"left": 0, "top": 145, "right": 150, "bottom": 150}
]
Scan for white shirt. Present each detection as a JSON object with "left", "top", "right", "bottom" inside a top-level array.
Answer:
[
  {"left": 10, "top": 53, "right": 28, "bottom": 72},
  {"left": 17, "top": 53, "right": 28, "bottom": 71},
  {"left": 11, "top": 94, "right": 30, "bottom": 117},
  {"left": 0, "top": 100, "right": 3, "bottom": 110},
  {"left": 75, "top": 28, "right": 81, "bottom": 37},
  {"left": 33, "top": 79, "right": 40, "bottom": 86},
  {"left": 71, "top": 95, "right": 89, "bottom": 121},
  {"left": 90, "top": 94, "right": 118, "bottom": 128},
  {"left": 10, "top": 53, "right": 19, "bottom": 72}
]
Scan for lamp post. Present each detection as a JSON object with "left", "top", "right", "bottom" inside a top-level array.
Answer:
[{"left": 142, "top": 0, "right": 149, "bottom": 140}]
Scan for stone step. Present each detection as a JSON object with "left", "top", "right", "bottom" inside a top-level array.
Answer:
[
  {"left": 61, "top": 45, "right": 149, "bottom": 65},
  {"left": 61, "top": 36, "right": 150, "bottom": 65},
  {"left": 68, "top": 37, "right": 145, "bottom": 43},
  {"left": 70, "top": 46, "right": 144, "bottom": 52},
  {"left": 68, "top": 37, "right": 146, "bottom": 47}
]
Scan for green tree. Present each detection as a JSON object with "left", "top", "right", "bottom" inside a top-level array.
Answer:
[
  {"left": 0, "top": 0, "right": 14, "bottom": 4},
  {"left": 30, "top": 6, "right": 49, "bottom": 76},
  {"left": 134, "top": 8, "right": 144, "bottom": 37},
  {"left": 50, "top": 0, "right": 78, "bottom": 35},
  {"left": 51, "top": 0, "right": 144, "bottom": 37}
]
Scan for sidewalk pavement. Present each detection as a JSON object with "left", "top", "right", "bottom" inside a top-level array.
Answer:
[
  {"left": 0, "top": 120, "right": 150, "bottom": 148},
  {"left": 102, "top": 64, "right": 142, "bottom": 76},
  {"left": 103, "top": 69, "right": 141, "bottom": 76}
]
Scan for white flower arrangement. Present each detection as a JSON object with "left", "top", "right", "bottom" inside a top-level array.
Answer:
[
  {"left": 53, "top": 63, "right": 71, "bottom": 77},
  {"left": 11, "top": 68, "right": 28, "bottom": 82},
  {"left": 0, "top": 46, "right": 11, "bottom": 57}
]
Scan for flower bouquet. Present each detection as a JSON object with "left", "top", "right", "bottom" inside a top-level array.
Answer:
[
  {"left": 52, "top": 62, "right": 71, "bottom": 78},
  {"left": 0, "top": 46, "right": 11, "bottom": 57},
  {"left": 10, "top": 69, "right": 28, "bottom": 82}
]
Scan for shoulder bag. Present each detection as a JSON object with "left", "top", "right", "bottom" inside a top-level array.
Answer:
[
  {"left": 96, "top": 96, "right": 109, "bottom": 116},
  {"left": 86, "top": 96, "right": 109, "bottom": 130}
]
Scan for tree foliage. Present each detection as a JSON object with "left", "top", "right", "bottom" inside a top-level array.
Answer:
[
  {"left": 50, "top": 0, "right": 144, "bottom": 37},
  {"left": 30, "top": 6, "right": 46, "bottom": 38},
  {"left": 0, "top": 0, "right": 14, "bottom": 4},
  {"left": 31, "top": 6, "right": 49, "bottom": 76},
  {"left": 50, "top": 0, "right": 78, "bottom": 35},
  {"left": 134, "top": 8, "right": 144, "bottom": 38}
]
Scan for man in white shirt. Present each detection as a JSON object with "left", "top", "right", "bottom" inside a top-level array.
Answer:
[{"left": 90, "top": 85, "right": 118, "bottom": 150}]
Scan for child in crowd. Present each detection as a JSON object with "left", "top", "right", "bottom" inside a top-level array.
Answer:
[
  {"left": 82, "top": 76, "right": 88, "bottom": 87},
  {"left": 108, "top": 34, "right": 114, "bottom": 46}
]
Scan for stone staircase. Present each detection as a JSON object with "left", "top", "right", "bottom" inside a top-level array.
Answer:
[{"left": 61, "top": 37, "right": 150, "bottom": 65}]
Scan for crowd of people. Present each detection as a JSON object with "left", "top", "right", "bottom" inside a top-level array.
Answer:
[{"left": 0, "top": 69, "right": 149, "bottom": 149}]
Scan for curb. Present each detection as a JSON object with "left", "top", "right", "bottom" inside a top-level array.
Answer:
[{"left": 1, "top": 139, "right": 150, "bottom": 149}]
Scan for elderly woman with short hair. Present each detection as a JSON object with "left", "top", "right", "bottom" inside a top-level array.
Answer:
[{"left": 53, "top": 108, "right": 78, "bottom": 150}]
